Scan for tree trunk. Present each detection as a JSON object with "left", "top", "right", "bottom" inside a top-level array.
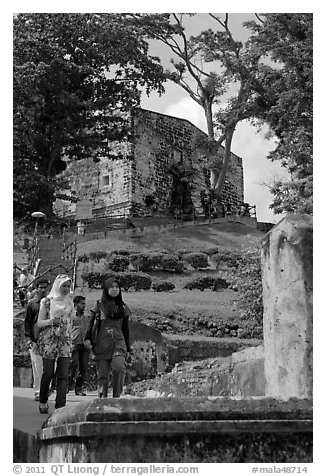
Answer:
[
  {"left": 203, "top": 101, "right": 219, "bottom": 189},
  {"left": 214, "top": 124, "right": 236, "bottom": 196}
]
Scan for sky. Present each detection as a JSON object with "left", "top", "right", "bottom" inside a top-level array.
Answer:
[{"left": 139, "top": 13, "right": 285, "bottom": 223}]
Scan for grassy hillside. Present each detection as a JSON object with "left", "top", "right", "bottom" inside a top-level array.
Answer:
[
  {"left": 78, "top": 221, "right": 263, "bottom": 255},
  {"left": 75, "top": 221, "right": 264, "bottom": 339}
]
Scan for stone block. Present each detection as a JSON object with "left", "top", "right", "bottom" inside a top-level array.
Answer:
[
  {"left": 261, "top": 214, "right": 313, "bottom": 399},
  {"left": 38, "top": 396, "right": 312, "bottom": 463}
]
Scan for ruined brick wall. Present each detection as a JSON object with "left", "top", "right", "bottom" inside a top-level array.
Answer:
[
  {"left": 131, "top": 109, "right": 244, "bottom": 216},
  {"left": 53, "top": 141, "right": 133, "bottom": 218},
  {"left": 53, "top": 108, "right": 244, "bottom": 219}
]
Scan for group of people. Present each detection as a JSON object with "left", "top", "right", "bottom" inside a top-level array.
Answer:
[{"left": 24, "top": 274, "right": 131, "bottom": 414}]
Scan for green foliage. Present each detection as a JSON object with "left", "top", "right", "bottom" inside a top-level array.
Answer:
[
  {"left": 13, "top": 13, "right": 165, "bottom": 218},
  {"left": 106, "top": 254, "right": 130, "bottom": 272},
  {"left": 183, "top": 252, "right": 209, "bottom": 270},
  {"left": 245, "top": 14, "right": 313, "bottom": 214},
  {"left": 89, "top": 251, "right": 108, "bottom": 263},
  {"left": 81, "top": 270, "right": 152, "bottom": 290},
  {"left": 77, "top": 253, "right": 89, "bottom": 263},
  {"left": 129, "top": 252, "right": 185, "bottom": 273},
  {"left": 230, "top": 247, "right": 263, "bottom": 325},
  {"left": 212, "top": 251, "right": 242, "bottom": 269},
  {"left": 184, "top": 276, "right": 229, "bottom": 291},
  {"left": 152, "top": 280, "right": 175, "bottom": 292},
  {"left": 160, "top": 255, "right": 185, "bottom": 273},
  {"left": 109, "top": 249, "right": 132, "bottom": 256}
]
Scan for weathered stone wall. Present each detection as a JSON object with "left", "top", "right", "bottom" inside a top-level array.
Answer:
[
  {"left": 127, "top": 344, "right": 265, "bottom": 397},
  {"left": 53, "top": 147, "right": 133, "bottom": 219},
  {"left": 37, "top": 397, "right": 312, "bottom": 463},
  {"left": 132, "top": 109, "right": 244, "bottom": 215},
  {"left": 261, "top": 215, "right": 313, "bottom": 399},
  {"left": 54, "top": 108, "right": 244, "bottom": 219}
]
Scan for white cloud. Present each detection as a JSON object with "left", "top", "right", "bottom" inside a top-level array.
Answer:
[{"left": 164, "top": 97, "right": 207, "bottom": 132}]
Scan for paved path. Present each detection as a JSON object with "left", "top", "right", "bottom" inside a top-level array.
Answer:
[{"left": 13, "top": 387, "right": 99, "bottom": 436}]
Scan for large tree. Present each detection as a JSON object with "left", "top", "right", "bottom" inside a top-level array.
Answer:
[
  {"left": 131, "top": 13, "right": 262, "bottom": 198},
  {"left": 13, "top": 13, "right": 165, "bottom": 218},
  {"left": 132, "top": 13, "right": 312, "bottom": 216},
  {"left": 245, "top": 13, "right": 313, "bottom": 215}
]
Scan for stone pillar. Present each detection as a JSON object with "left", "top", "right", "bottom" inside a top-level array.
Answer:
[{"left": 261, "top": 214, "right": 312, "bottom": 399}]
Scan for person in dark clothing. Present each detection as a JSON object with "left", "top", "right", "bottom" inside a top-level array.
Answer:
[
  {"left": 68, "top": 295, "right": 90, "bottom": 396},
  {"left": 24, "top": 278, "right": 50, "bottom": 401},
  {"left": 84, "top": 278, "right": 131, "bottom": 398}
]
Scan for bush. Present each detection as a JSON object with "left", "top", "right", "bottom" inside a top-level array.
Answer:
[
  {"left": 106, "top": 254, "right": 130, "bottom": 272},
  {"left": 81, "top": 271, "right": 103, "bottom": 288},
  {"left": 175, "top": 249, "right": 192, "bottom": 258},
  {"left": 118, "top": 272, "right": 152, "bottom": 291},
  {"left": 77, "top": 253, "right": 89, "bottom": 263},
  {"left": 184, "top": 252, "right": 209, "bottom": 270},
  {"left": 204, "top": 247, "right": 220, "bottom": 257},
  {"left": 109, "top": 249, "right": 132, "bottom": 256},
  {"left": 89, "top": 251, "right": 108, "bottom": 262},
  {"left": 212, "top": 251, "right": 242, "bottom": 269},
  {"left": 160, "top": 255, "right": 185, "bottom": 273},
  {"left": 184, "top": 276, "right": 229, "bottom": 291},
  {"left": 230, "top": 248, "right": 263, "bottom": 325},
  {"left": 81, "top": 270, "right": 152, "bottom": 290},
  {"left": 152, "top": 280, "right": 175, "bottom": 292}
]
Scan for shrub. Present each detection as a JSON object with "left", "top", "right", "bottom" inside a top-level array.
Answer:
[
  {"left": 109, "top": 249, "right": 132, "bottom": 256},
  {"left": 152, "top": 280, "right": 175, "bottom": 292},
  {"left": 184, "top": 276, "right": 229, "bottom": 291},
  {"left": 81, "top": 270, "right": 152, "bottom": 290},
  {"left": 213, "top": 251, "right": 242, "bottom": 269},
  {"left": 106, "top": 254, "right": 130, "bottom": 272},
  {"left": 184, "top": 252, "right": 209, "bottom": 270},
  {"left": 204, "top": 247, "right": 220, "bottom": 257},
  {"left": 81, "top": 271, "right": 103, "bottom": 288},
  {"left": 230, "top": 247, "right": 263, "bottom": 325},
  {"left": 118, "top": 272, "right": 152, "bottom": 291},
  {"left": 77, "top": 253, "right": 89, "bottom": 263},
  {"left": 160, "top": 255, "right": 185, "bottom": 273},
  {"left": 175, "top": 249, "right": 192, "bottom": 258},
  {"left": 89, "top": 251, "right": 107, "bottom": 262}
]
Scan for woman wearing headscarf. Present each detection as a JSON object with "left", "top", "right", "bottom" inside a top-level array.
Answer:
[
  {"left": 36, "top": 274, "right": 74, "bottom": 413},
  {"left": 84, "top": 278, "right": 131, "bottom": 398}
]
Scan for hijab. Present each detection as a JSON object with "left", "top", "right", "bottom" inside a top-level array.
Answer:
[
  {"left": 100, "top": 277, "right": 124, "bottom": 319},
  {"left": 47, "top": 274, "right": 73, "bottom": 303}
]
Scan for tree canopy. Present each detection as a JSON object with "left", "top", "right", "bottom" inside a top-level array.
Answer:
[
  {"left": 13, "top": 13, "right": 165, "bottom": 218},
  {"left": 245, "top": 13, "right": 313, "bottom": 215}
]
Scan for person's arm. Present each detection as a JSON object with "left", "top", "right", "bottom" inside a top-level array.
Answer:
[
  {"left": 121, "top": 305, "right": 131, "bottom": 353},
  {"left": 84, "top": 302, "right": 99, "bottom": 348},
  {"left": 37, "top": 298, "right": 53, "bottom": 328}
]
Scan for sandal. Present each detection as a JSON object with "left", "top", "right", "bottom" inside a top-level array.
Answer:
[{"left": 39, "top": 403, "right": 49, "bottom": 414}]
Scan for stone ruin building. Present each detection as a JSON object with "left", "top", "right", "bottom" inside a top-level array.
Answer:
[{"left": 53, "top": 108, "right": 244, "bottom": 220}]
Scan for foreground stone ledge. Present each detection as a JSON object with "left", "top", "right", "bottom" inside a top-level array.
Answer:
[
  {"left": 37, "top": 397, "right": 312, "bottom": 463},
  {"left": 41, "top": 396, "right": 312, "bottom": 425}
]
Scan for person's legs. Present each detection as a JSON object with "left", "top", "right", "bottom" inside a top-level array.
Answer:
[
  {"left": 29, "top": 348, "right": 43, "bottom": 399},
  {"left": 96, "top": 360, "right": 110, "bottom": 398},
  {"left": 55, "top": 357, "right": 70, "bottom": 409},
  {"left": 111, "top": 353, "right": 126, "bottom": 398},
  {"left": 69, "top": 347, "right": 79, "bottom": 391},
  {"left": 75, "top": 347, "right": 89, "bottom": 394},
  {"left": 39, "top": 358, "right": 55, "bottom": 405}
]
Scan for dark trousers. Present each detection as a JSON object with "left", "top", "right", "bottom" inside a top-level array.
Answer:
[
  {"left": 69, "top": 344, "right": 90, "bottom": 392},
  {"left": 40, "top": 357, "right": 70, "bottom": 408},
  {"left": 19, "top": 289, "right": 26, "bottom": 307},
  {"left": 96, "top": 353, "right": 126, "bottom": 398}
]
